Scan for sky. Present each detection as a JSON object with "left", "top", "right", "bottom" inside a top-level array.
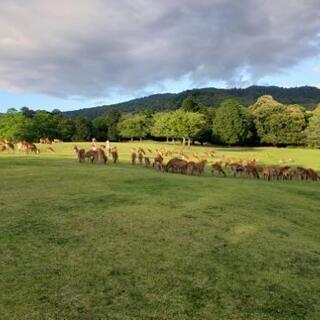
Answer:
[{"left": 0, "top": 0, "right": 319, "bottom": 112}]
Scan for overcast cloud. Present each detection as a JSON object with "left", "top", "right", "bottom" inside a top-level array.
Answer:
[{"left": 0, "top": 0, "right": 319, "bottom": 98}]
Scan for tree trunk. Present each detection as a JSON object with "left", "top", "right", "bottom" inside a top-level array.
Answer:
[
  {"left": 182, "top": 137, "right": 186, "bottom": 146},
  {"left": 188, "top": 138, "right": 191, "bottom": 148},
  {"left": 172, "top": 138, "right": 175, "bottom": 144},
  {"left": 131, "top": 137, "right": 133, "bottom": 142},
  {"left": 140, "top": 137, "right": 142, "bottom": 142},
  {"left": 166, "top": 137, "right": 169, "bottom": 143}
]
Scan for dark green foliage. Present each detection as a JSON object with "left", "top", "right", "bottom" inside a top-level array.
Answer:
[
  {"left": 31, "top": 111, "right": 60, "bottom": 140},
  {"left": 92, "top": 116, "right": 108, "bottom": 141},
  {"left": 64, "top": 86, "right": 320, "bottom": 118},
  {"left": 72, "top": 117, "right": 92, "bottom": 142},
  {"left": 306, "top": 106, "right": 320, "bottom": 147},
  {"left": 20, "top": 106, "right": 36, "bottom": 118},
  {"left": 213, "top": 99, "right": 253, "bottom": 145},
  {"left": 0, "top": 112, "right": 34, "bottom": 141},
  {"left": 0, "top": 92, "right": 319, "bottom": 147},
  {"left": 181, "top": 96, "right": 201, "bottom": 112},
  {"left": 56, "top": 117, "right": 75, "bottom": 141},
  {"left": 118, "top": 113, "right": 152, "bottom": 140},
  {"left": 250, "top": 96, "right": 307, "bottom": 145}
]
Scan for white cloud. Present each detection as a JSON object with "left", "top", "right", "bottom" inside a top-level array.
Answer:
[{"left": 0, "top": 0, "right": 319, "bottom": 98}]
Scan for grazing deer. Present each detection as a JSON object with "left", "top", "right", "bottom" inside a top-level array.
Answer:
[
  {"left": 186, "top": 161, "right": 196, "bottom": 175},
  {"left": 1, "top": 142, "right": 15, "bottom": 152},
  {"left": 211, "top": 162, "right": 226, "bottom": 177},
  {"left": 47, "top": 147, "right": 55, "bottom": 154},
  {"left": 194, "top": 160, "right": 207, "bottom": 176},
  {"left": 138, "top": 151, "right": 144, "bottom": 165},
  {"left": 74, "top": 145, "right": 86, "bottom": 163},
  {"left": 111, "top": 146, "right": 118, "bottom": 163},
  {"left": 306, "top": 168, "right": 319, "bottom": 181},
  {"left": 262, "top": 167, "right": 275, "bottom": 181},
  {"left": 144, "top": 156, "right": 151, "bottom": 167},
  {"left": 131, "top": 151, "right": 137, "bottom": 165}
]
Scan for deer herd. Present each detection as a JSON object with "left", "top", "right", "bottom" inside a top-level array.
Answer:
[
  {"left": 0, "top": 138, "right": 318, "bottom": 182},
  {"left": 0, "top": 138, "right": 63, "bottom": 154},
  {"left": 73, "top": 144, "right": 319, "bottom": 182},
  {"left": 0, "top": 139, "right": 40, "bottom": 154}
]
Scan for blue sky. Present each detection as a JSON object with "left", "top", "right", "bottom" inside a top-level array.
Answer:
[{"left": 0, "top": 1, "right": 319, "bottom": 113}]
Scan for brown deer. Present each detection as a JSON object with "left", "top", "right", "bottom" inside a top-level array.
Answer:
[
  {"left": 74, "top": 145, "right": 86, "bottom": 162},
  {"left": 194, "top": 160, "right": 207, "bottom": 175},
  {"left": 138, "top": 151, "right": 144, "bottom": 165},
  {"left": 131, "top": 151, "right": 137, "bottom": 165},
  {"left": 211, "top": 162, "right": 226, "bottom": 177},
  {"left": 186, "top": 161, "right": 196, "bottom": 175},
  {"left": 144, "top": 157, "right": 151, "bottom": 167},
  {"left": 1, "top": 141, "right": 15, "bottom": 152},
  {"left": 111, "top": 146, "right": 118, "bottom": 163}
]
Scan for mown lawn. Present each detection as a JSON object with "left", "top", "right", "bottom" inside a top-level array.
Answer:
[{"left": 0, "top": 143, "right": 320, "bottom": 319}]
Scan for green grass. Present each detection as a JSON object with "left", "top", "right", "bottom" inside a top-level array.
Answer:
[{"left": 1, "top": 142, "right": 320, "bottom": 319}]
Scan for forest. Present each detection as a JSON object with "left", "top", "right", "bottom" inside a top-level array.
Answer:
[
  {"left": 0, "top": 95, "right": 319, "bottom": 148},
  {"left": 64, "top": 85, "right": 320, "bottom": 118}
]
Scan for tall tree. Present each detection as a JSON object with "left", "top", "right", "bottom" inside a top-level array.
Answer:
[
  {"left": 250, "top": 96, "right": 307, "bottom": 145},
  {"left": 31, "top": 111, "right": 59, "bottom": 140},
  {"left": 170, "top": 110, "right": 206, "bottom": 147},
  {"left": 213, "top": 99, "right": 253, "bottom": 145},
  {"left": 72, "top": 117, "right": 92, "bottom": 141},
  {"left": 56, "top": 116, "right": 75, "bottom": 141},
  {"left": 181, "top": 96, "right": 199, "bottom": 112},
  {"left": 20, "top": 107, "right": 35, "bottom": 118},
  {"left": 118, "top": 113, "right": 151, "bottom": 141},
  {"left": 305, "top": 106, "right": 320, "bottom": 147},
  {"left": 151, "top": 112, "right": 174, "bottom": 142},
  {"left": 105, "top": 109, "right": 122, "bottom": 141},
  {"left": 0, "top": 112, "right": 34, "bottom": 141},
  {"left": 92, "top": 115, "right": 108, "bottom": 141}
]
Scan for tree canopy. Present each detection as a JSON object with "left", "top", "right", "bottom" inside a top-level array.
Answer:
[
  {"left": 118, "top": 114, "right": 152, "bottom": 141},
  {"left": 0, "top": 94, "right": 318, "bottom": 148},
  {"left": 213, "top": 99, "right": 253, "bottom": 145}
]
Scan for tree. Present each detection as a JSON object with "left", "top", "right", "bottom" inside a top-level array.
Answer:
[
  {"left": 0, "top": 112, "right": 34, "bottom": 141},
  {"left": 104, "top": 109, "right": 122, "bottom": 141},
  {"left": 213, "top": 99, "right": 253, "bottom": 145},
  {"left": 92, "top": 115, "right": 108, "bottom": 141},
  {"left": 170, "top": 110, "right": 206, "bottom": 147},
  {"left": 72, "top": 117, "right": 92, "bottom": 141},
  {"left": 118, "top": 113, "right": 151, "bottom": 141},
  {"left": 20, "top": 107, "right": 35, "bottom": 118},
  {"left": 31, "top": 111, "right": 60, "bottom": 140},
  {"left": 305, "top": 106, "right": 320, "bottom": 147},
  {"left": 56, "top": 116, "right": 75, "bottom": 141},
  {"left": 250, "top": 96, "right": 307, "bottom": 145},
  {"left": 181, "top": 96, "right": 199, "bottom": 112},
  {"left": 151, "top": 112, "right": 174, "bottom": 142},
  {"left": 196, "top": 107, "right": 216, "bottom": 144},
  {"left": 273, "top": 105, "right": 307, "bottom": 145}
]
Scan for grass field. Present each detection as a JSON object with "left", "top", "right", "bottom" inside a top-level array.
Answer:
[{"left": 1, "top": 142, "right": 320, "bottom": 319}]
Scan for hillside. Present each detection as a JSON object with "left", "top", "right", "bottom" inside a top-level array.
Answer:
[{"left": 64, "top": 85, "right": 320, "bottom": 118}]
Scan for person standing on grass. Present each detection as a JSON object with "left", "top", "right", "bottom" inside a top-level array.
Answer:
[
  {"left": 106, "top": 139, "right": 111, "bottom": 156},
  {"left": 91, "top": 138, "right": 97, "bottom": 151}
]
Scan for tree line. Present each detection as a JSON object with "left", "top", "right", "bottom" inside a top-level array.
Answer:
[{"left": 0, "top": 95, "right": 319, "bottom": 147}]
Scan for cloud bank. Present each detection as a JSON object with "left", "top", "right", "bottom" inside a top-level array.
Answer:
[{"left": 0, "top": 0, "right": 319, "bottom": 98}]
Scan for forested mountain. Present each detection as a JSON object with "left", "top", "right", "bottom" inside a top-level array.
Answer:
[{"left": 64, "top": 86, "right": 320, "bottom": 118}]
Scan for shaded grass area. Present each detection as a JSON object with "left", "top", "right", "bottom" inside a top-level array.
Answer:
[{"left": 0, "top": 155, "right": 320, "bottom": 319}]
